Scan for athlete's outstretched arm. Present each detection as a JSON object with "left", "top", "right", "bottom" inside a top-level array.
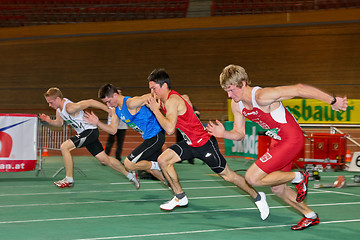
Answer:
[
  {"left": 126, "top": 93, "right": 151, "bottom": 110},
  {"left": 256, "top": 84, "right": 347, "bottom": 111},
  {"left": 66, "top": 99, "right": 110, "bottom": 115},
  {"left": 38, "top": 110, "right": 64, "bottom": 127},
  {"left": 207, "top": 100, "right": 246, "bottom": 140}
]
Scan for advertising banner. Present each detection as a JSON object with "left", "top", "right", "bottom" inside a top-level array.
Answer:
[
  {"left": 282, "top": 99, "right": 359, "bottom": 124},
  {"left": 228, "top": 99, "right": 359, "bottom": 124},
  {"left": 224, "top": 121, "right": 265, "bottom": 158},
  {"left": 0, "top": 114, "right": 38, "bottom": 172}
]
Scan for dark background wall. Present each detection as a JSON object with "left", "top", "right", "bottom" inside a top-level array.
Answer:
[{"left": 0, "top": 8, "right": 359, "bottom": 122}]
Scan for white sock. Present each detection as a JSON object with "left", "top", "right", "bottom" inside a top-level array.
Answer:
[
  {"left": 150, "top": 161, "right": 161, "bottom": 171},
  {"left": 292, "top": 172, "right": 303, "bottom": 184},
  {"left": 305, "top": 211, "right": 317, "bottom": 219},
  {"left": 66, "top": 176, "right": 74, "bottom": 183},
  {"left": 127, "top": 172, "right": 134, "bottom": 180}
]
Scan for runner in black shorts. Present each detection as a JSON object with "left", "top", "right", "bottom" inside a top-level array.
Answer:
[
  {"left": 170, "top": 136, "right": 226, "bottom": 174},
  {"left": 39, "top": 87, "right": 140, "bottom": 189},
  {"left": 128, "top": 130, "right": 165, "bottom": 164},
  {"left": 147, "top": 68, "right": 269, "bottom": 220},
  {"left": 85, "top": 84, "right": 168, "bottom": 188},
  {"left": 71, "top": 129, "right": 104, "bottom": 156}
]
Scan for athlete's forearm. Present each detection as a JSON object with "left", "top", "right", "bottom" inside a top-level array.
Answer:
[
  {"left": 223, "top": 130, "right": 245, "bottom": 141},
  {"left": 96, "top": 121, "right": 117, "bottom": 135},
  {"left": 47, "top": 119, "right": 63, "bottom": 128},
  {"left": 152, "top": 108, "right": 175, "bottom": 135}
]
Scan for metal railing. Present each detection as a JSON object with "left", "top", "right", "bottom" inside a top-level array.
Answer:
[
  {"left": 37, "top": 119, "right": 85, "bottom": 177},
  {"left": 36, "top": 119, "right": 71, "bottom": 176}
]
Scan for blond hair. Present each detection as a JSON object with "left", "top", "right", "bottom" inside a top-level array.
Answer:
[
  {"left": 219, "top": 64, "right": 251, "bottom": 89},
  {"left": 44, "top": 87, "right": 63, "bottom": 99}
]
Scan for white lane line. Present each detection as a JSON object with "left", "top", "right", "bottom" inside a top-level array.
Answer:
[
  {"left": 0, "top": 202, "right": 359, "bottom": 225},
  {"left": 0, "top": 185, "right": 239, "bottom": 197},
  {"left": 0, "top": 184, "right": 358, "bottom": 206},
  {"left": 311, "top": 188, "right": 360, "bottom": 197},
  {"left": 0, "top": 191, "right": 350, "bottom": 208},
  {"left": 1, "top": 183, "right": 358, "bottom": 197},
  {"left": 110, "top": 179, "right": 222, "bottom": 184},
  {"left": 0, "top": 194, "right": 251, "bottom": 208},
  {"left": 75, "top": 219, "right": 360, "bottom": 240}
]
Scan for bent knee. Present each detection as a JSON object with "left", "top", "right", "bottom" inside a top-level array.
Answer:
[
  {"left": 96, "top": 155, "right": 109, "bottom": 165},
  {"left": 218, "top": 172, "right": 231, "bottom": 182},
  {"left": 60, "top": 141, "right": 73, "bottom": 152},
  {"left": 157, "top": 150, "right": 178, "bottom": 166},
  {"left": 245, "top": 173, "right": 262, "bottom": 186},
  {"left": 124, "top": 159, "right": 135, "bottom": 170},
  {"left": 218, "top": 168, "right": 240, "bottom": 183}
]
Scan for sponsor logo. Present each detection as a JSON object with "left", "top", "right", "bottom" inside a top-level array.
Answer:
[
  {"left": 259, "top": 152, "right": 272, "bottom": 163},
  {"left": 205, "top": 153, "right": 212, "bottom": 158},
  {"left": 243, "top": 110, "right": 258, "bottom": 117},
  {"left": 0, "top": 120, "right": 30, "bottom": 158},
  {"left": 265, "top": 129, "right": 281, "bottom": 140}
]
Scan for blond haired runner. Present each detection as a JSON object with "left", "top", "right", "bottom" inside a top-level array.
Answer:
[
  {"left": 207, "top": 64, "right": 347, "bottom": 230},
  {"left": 39, "top": 87, "right": 139, "bottom": 189}
]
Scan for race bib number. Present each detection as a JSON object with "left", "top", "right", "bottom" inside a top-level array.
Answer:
[{"left": 128, "top": 122, "right": 144, "bottom": 135}]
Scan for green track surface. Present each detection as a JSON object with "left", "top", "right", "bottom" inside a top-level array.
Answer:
[{"left": 1, "top": 156, "right": 359, "bottom": 240}]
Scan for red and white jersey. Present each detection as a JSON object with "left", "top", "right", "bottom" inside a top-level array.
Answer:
[
  {"left": 161, "top": 90, "right": 211, "bottom": 147},
  {"left": 238, "top": 87, "right": 303, "bottom": 142}
]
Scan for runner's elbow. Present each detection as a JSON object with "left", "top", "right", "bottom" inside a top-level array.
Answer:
[
  {"left": 165, "top": 126, "right": 176, "bottom": 135},
  {"left": 108, "top": 128, "right": 116, "bottom": 135},
  {"left": 166, "top": 129, "right": 175, "bottom": 135}
]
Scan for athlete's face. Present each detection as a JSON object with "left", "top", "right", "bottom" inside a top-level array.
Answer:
[
  {"left": 149, "top": 81, "right": 162, "bottom": 99},
  {"left": 225, "top": 85, "right": 243, "bottom": 103},
  {"left": 102, "top": 93, "right": 117, "bottom": 108},
  {"left": 45, "top": 96, "right": 60, "bottom": 109}
]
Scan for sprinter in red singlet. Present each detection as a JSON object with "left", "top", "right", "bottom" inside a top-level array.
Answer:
[
  {"left": 207, "top": 64, "right": 347, "bottom": 230},
  {"left": 146, "top": 68, "right": 269, "bottom": 221}
]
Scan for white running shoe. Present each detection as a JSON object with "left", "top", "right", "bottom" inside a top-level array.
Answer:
[
  {"left": 255, "top": 192, "right": 270, "bottom": 220},
  {"left": 54, "top": 178, "right": 74, "bottom": 188},
  {"left": 160, "top": 195, "right": 188, "bottom": 211},
  {"left": 129, "top": 171, "right": 140, "bottom": 190}
]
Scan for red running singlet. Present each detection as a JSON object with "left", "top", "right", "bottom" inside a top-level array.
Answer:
[
  {"left": 161, "top": 90, "right": 211, "bottom": 147},
  {"left": 239, "top": 87, "right": 304, "bottom": 173}
]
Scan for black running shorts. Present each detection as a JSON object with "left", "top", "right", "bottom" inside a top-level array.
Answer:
[
  {"left": 128, "top": 130, "right": 165, "bottom": 163},
  {"left": 169, "top": 136, "right": 227, "bottom": 173},
  {"left": 70, "top": 128, "right": 104, "bottom": 156}
]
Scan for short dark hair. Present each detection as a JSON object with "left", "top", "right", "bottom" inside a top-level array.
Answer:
[
  {"left": 147, "top": 68, "right": 171, "bottom": 89},
  {"left": 98, "top": 83, "right": 118, "bottom": 99}
]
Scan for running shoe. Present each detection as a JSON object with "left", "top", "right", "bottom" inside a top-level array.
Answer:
[
  {"left": 130, "top": 171, "right": 140, "bottom": 190},
  {"left": 294, "top": 171, "right": 309, "bottom": 202},
  {"left": 291, "top": 214, "right": 320, "bottom": 230},
  {"left": 160, "top": 195, "right": 188, "bottom": 211},
  {"left": 54, "top": 178, "right": 74, "bottom": 188},
  {"left": 254, "top": 192, "right": 270, "bottom": 220},
  {"left": 333, "top": 175, "right": 346, "bottom": 188}
]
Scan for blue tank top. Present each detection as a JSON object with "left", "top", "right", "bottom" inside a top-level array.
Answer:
[{"left": 115, "top": 96, "right": 162, "bottom": 140}]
